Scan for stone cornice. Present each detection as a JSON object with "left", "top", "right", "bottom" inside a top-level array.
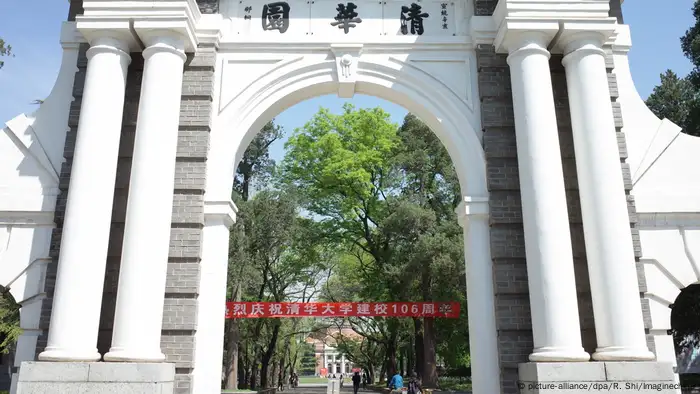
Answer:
[
  {"left": 76, "top": 0, "right": 220, "bottom": 52},
  {"left": 478, "top": 0, "right": 621, "bottom": 54}
]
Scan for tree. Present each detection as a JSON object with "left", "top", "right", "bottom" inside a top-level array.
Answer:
[
  {"left": 646, "top": 71, "right": 698, "bottom": 136},
  {"left": 0, "top": 289, "right": 21, "bottom": 355},
  {"left": 224, "top": 120, "right": 284, "bottom": 390},
  {"left": 284, "top": 108, "right": 469, "bottom": 385},
  {"left": 0, "top": 38, "right": 12, "bottom": 69},
  {"left": 297, "top": 342, "right": 317, "bottom": 375},
  {"left": 228, "top": 189, "right": 328, "bottom": 389},
  {"left": 233, "top": 120, "right": 283, "bottom": 201},
  {"left": 645, "top": 0, "right": 700, "bottom": 136},
  {"left": 671, "top": 284, "right": 700, "bottom": 354}
]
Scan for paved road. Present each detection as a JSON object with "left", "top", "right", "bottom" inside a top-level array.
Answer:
[{"left": 227, "top": 383, "right": 470, "bottom": 394}]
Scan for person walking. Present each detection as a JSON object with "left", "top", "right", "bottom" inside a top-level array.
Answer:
[
  {"left": 407, "top": 372, "right": 422, "bottom": 394},
  {"left": 352, "top": 371, "right": 362, "bottom": 394}
]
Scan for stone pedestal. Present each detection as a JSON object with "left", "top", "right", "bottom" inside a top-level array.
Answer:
[
  {"left": 16, "top": 362, "right": 174, "bottom": 394},
  {"left": 518, "top": 362, "right": 677, "bottom": 394}
]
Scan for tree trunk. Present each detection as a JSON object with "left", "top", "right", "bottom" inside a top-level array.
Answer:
[
  {"left": 421, "top": 258, "right": 437, "bottom": 388},
  {"left": 239, "top": 348, "right": 247, "bottom": 389},
  {"left": 385, "top": 339, "right": 398, "bottom": 380},
  {"left": 422, "top": 318, "right": 438, "bottom": 388},
  {"left": 250, "top": 356, "right": 258, "bottom": 390},
  {"left": 260, "top": 322, "right": 281, "bottom": 388},
  {"left": 224, "top": 284, "right": 242, "bottom": 389},
  {"left": 407, "top": 336, "right": 414, "bottom": 375},
  {"left": 399, "top": 350, "right": 404, "bottom": 376},
  {"left": 413, "top": 318, "right": 424, "bottom": 376}
]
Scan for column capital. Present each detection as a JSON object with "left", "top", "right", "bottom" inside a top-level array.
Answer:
[
  {"left": 494, "top": 20, "right": 559, "bottom": 54},
  {"left": 78, "top": 0, "right": 202, "bottom": 52},
  {"left": 75, "top": 19, "right": 136, "bottom": 53},
  {"left": 456, "top": 196, "right": 489, "bottom": 226},
  {"left": 140, "top": 34, "right": 188, "bottom": 62},
  {"left": 204, "top": 199, "right": 238, "bottom": 228},
  {"left": 552, "top": 20, "right": 618, "bottom": 57}
]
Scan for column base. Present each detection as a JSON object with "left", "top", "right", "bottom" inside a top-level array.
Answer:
[
  {"left": 16, "top": 361, "right": 174, "bottom": 394},
  {"left": 37, "top": 347, "right": 101, "bottom": 362},
  {"left": 529, "top": 347, "right": 591, "bottom": 362},
  {"left": 103, "top": 348, "right": 166, "bottom": 363},
  {"left": 592, "top": 346, "right": 656, "bottom": 361},
  {"left": 518, "top": 361, "right": 677, "bottom": 393}
]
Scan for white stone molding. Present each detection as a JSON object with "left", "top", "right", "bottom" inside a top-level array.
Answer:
[
  {"left": 455, "top": 195, "right": 489, "bottom": 223},
  {"left": 330, "top": 44, "right": 363, "bottom": 98},
  {"left": 471, "top": 0, "right": 621, "bottom": 52},
  {"left": 204, "top": 199, "right": 239, "bottom": 229},
  {"left": 77, "top": 0, "right": 203, "bottom": 51},
  {"left": 470, "top": 14, "right": 497, "bottom": 45}
]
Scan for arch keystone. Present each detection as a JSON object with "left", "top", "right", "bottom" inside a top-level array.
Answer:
[{"left": 330, "top": 44, "right": 363, "bottom": 98}]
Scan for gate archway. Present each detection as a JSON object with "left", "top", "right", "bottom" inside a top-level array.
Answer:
[{"left": 197, "top": 47, "right": 500, "bottom": 394}]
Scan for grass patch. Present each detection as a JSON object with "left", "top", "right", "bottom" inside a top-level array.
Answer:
[
  {"left": 437, "top": 376, "right": 471, "bottom": 392},
  {"left": 298, "top": 376, "right": 330, "bottom": 383}
]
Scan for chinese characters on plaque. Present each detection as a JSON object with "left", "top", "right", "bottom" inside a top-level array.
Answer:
[
  {"left": 400, "top": 4, "right": 428, "bottom": 35},
  {"left": 225, "top": 301, "right": 461, "bottom": 318},
  {"left": 240, "top": 2, "right": 451, "bottom": 35}
]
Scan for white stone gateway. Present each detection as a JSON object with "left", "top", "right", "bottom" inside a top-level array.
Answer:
[{"left": 0, "top": 0, "right": 694, "bottom": 393}]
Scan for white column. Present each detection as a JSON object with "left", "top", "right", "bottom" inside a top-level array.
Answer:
[
  {"left": 506, "top": 32, "right": 589, "bottom": 362},
  {"left": 104, "top": 35, "right": 186, "bottom": 362},
  {"left": 561, "top": 32, "right": 655, "bottom": 361},
  {"left": 191, "top": 201, "right": 237, "bottom": 393},
  {"left": 38, "top": 36, "right": 130, "bottom": 362},
  {"left": 340, "top": 355, "right": 346, "bottom": 374},
  {"left": 458, "top": 197, "right": 500, "bottom": 394}
]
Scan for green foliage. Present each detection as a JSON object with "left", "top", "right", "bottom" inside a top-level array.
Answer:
[
  {"left": 0, "top": 289, "right": 21, "bottom": 354},
  {"left": 646, "top": 70, "right": 699, "bottom": 137},
  {"left": 671, "top": 284, "right": 700, "bottom": 352},
  {"left": 230, "top": 106, "right": 471, "bottom": 388},
  {"left": 297, "top": 342, "right": 317, "bottom": 375},
  {"left": 645, "top": 0, "right": 700, "bottom": 136},
  {"left": 233, "top": 120, "right": 284, "bottom": 201},
  {"left": 0, "top": 38, "right": 12, "bottom": 69},
  {"left": 281, "top": 103, "right": 400, "bottom": 220},
  {"left": 282, "top": 107, "right": 470, "bottom": 379}
]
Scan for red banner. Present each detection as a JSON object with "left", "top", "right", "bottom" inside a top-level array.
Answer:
[{"left": 225, "top": 302, "right": 460, "bottom": 319}]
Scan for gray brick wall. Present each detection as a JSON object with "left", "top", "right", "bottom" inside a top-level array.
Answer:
[
  {"left": 476, "top": 44, "right": 527, "bottom": 393},
  {"left": 164, "top": 45, "right": 216, "bottom": 394}
]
